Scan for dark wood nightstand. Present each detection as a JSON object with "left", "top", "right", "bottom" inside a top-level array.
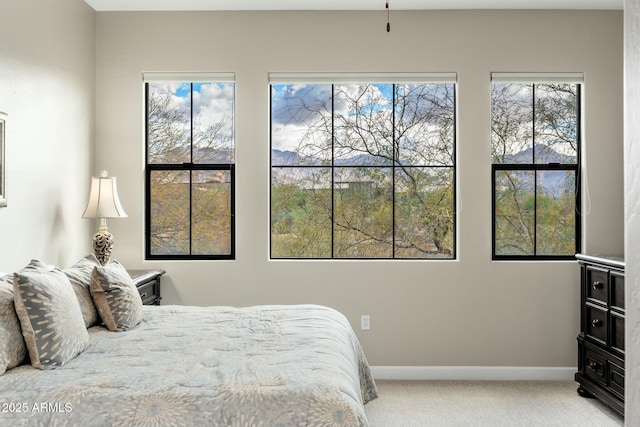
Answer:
[{"left": 128, "top": 269, "right": 165, "bottom": 306}]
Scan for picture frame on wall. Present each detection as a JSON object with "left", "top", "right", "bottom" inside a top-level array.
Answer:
[{"left": 0, "top": 112, "right": 6, "bottom": 207}]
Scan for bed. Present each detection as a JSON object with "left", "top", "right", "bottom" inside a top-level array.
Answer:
[{"left": 0, "top": 257, "right": 377, "bottom": 426}]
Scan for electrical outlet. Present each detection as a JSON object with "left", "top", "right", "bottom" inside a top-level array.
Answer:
[{"left": 360, "top": 315, "right": 370, "bottom": 330}]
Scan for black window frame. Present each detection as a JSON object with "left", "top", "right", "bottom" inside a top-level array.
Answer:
[
  {"left": 269, "top": 80, "right": 457, "bottom": 260},
  {"left": 491, "top": 82, "right": 582, "bottom": 261},
  {"left": 144, "top": 81, "right": 236, "bottom": 261}
]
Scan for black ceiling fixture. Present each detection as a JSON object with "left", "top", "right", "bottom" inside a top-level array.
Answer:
[{"left": 386, "top": 0, "right": 391, "bottom": 32}]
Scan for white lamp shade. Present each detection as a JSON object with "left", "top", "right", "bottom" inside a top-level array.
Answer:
[{"left": 82, "top": 175, "right": 128, "bottom": 219}]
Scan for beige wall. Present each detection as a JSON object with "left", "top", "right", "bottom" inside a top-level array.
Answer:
[
  {"left": 0, "top": 0, "right": 96, "bottom": 270},
  {"left": 95, "top": 10, "right": 623, "bottom": 367}
]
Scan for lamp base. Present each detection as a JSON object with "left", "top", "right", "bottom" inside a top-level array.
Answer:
[{"left": 92, "top": 231, "right": 113, "bottom": 266}]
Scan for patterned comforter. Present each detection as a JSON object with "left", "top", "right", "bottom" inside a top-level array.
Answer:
[{"left": 0, "top": 304, "right": 377, "bottom": 426}]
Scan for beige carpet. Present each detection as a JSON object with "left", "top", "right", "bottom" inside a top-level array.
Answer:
[{"left": 365, "top": 380, "right": 624, "bottom": 427}]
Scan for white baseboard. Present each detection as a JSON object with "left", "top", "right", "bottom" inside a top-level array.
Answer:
[{"left": 371, "top": 366, "right": 577, "bottom": 381}]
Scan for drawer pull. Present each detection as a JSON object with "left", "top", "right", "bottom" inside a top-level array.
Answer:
[
  {"left": 591, "top": 319, "right": 603, "bottom": 328},
  {"left": 592, "top": 281, "right": 604, "bottom": 290},
  {"left": 140, "top": 292, "right": 147, "bottom": 299},
  {"left": 588, "top": 361, "right": 603, "bottom": 371}
]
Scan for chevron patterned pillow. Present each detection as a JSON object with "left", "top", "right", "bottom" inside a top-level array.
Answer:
[
  {"left": 13, "top": 262, "right": 89, "bottom": 369},
  {"left": 90, "top": 260, "right": 143, "bottom": 332}
]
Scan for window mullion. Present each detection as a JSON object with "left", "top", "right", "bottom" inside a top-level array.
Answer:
[
  {"left": 331, "top": 84, "right": 335, "bottom": 259},
  {"left": 532, "top": 83, "right": 537, "bottom": 256},
  {"left": 576, "top": 85, "right": 583, "bottom": 254},
  {"left": 392, "top": 83, "right": 396, "bottom": 258},
  {"left": 533, "top": 169, "right": 538, "bottom": 256},
  {"left": 189, "top": 83, "right": 194, "bottom": 256}
]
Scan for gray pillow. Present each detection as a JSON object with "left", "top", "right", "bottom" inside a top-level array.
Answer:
[
  {"left": 64, "top": 254, "right": 101, "bottom": 328},
  {"left": 13, "top": 261, "right": 89, "bottom": 369},
  {"left": 90, "top": 260, "right": 143, "bottom": 332},
  {"left": 0, "top": 274, "right": 27, "bottom": 375}
]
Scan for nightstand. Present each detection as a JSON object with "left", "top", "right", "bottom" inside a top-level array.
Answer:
[{"left": 128, "top": 269, "right": 165, "bottom": 306}]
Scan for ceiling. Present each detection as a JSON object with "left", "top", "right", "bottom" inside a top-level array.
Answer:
[{"left": 84, "top": 0, "right": 623, "bottom": 12}]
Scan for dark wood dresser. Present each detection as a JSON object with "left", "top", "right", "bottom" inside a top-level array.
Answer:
[
  {"left": 575, "top": 254, "right": 624, "bottom": 416},
  {"left": 128, "top": 269, "right": 165, "bottom": 306}
]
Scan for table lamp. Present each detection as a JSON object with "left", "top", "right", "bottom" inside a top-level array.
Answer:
[{"left": 82, "top": 170, "right": 127, "bottom": 265}]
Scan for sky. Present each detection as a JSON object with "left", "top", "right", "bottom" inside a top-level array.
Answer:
[{"left": 152, "top": 81, "right": 235, "bottom": 144}]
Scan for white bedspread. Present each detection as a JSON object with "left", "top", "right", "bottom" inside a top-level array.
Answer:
[{"left": 0, "top": 304, "right": 377, "bottom": 426}]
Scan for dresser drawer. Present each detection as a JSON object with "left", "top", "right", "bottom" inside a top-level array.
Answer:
[
  {"left": 610, "top": 271, "right": 625, "bottom": 311},
  {"left": 609, "top": 362, "right": 624, "bottom": 399},
  {"left": 584, "top": 348, "right": 607, "bottom": 386},
  {"left": 585, "top": 304, "right": 608, "bottom": 344},
  {"left": 137, "top": 280, "right": 159, "bottom": 305},
  {"left": 585, "top": 266, "right": 608, "bottom": 305},
  {"left": 610, "top": 311, "right": 625, "bottom": 354}
]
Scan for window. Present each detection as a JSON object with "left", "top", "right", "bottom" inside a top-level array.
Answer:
[
  {"left": 145, "top": 73, "right": 235, "bottom": 260},
  {"left": 270, "top": 74, "right": 457, "bottom": 259},
  {"left": 491, "top": 73, "right": 582, "bottom": 260}
]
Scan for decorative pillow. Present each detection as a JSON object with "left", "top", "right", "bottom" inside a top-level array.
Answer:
[
  {"left": 13, "top": 262, "right": 89, "bottom": 369},
  {"left": 90, "top": 260, "right": 143, "bottom": 332},
  {"left": 64, "top": 254, "right": 101, "bottom": 328},
  {"left": 0, "top": 274, "right": 27, "bottom": 375},
  {"left": 0, "top": 260, "right": 52, "bottom": 373}
]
